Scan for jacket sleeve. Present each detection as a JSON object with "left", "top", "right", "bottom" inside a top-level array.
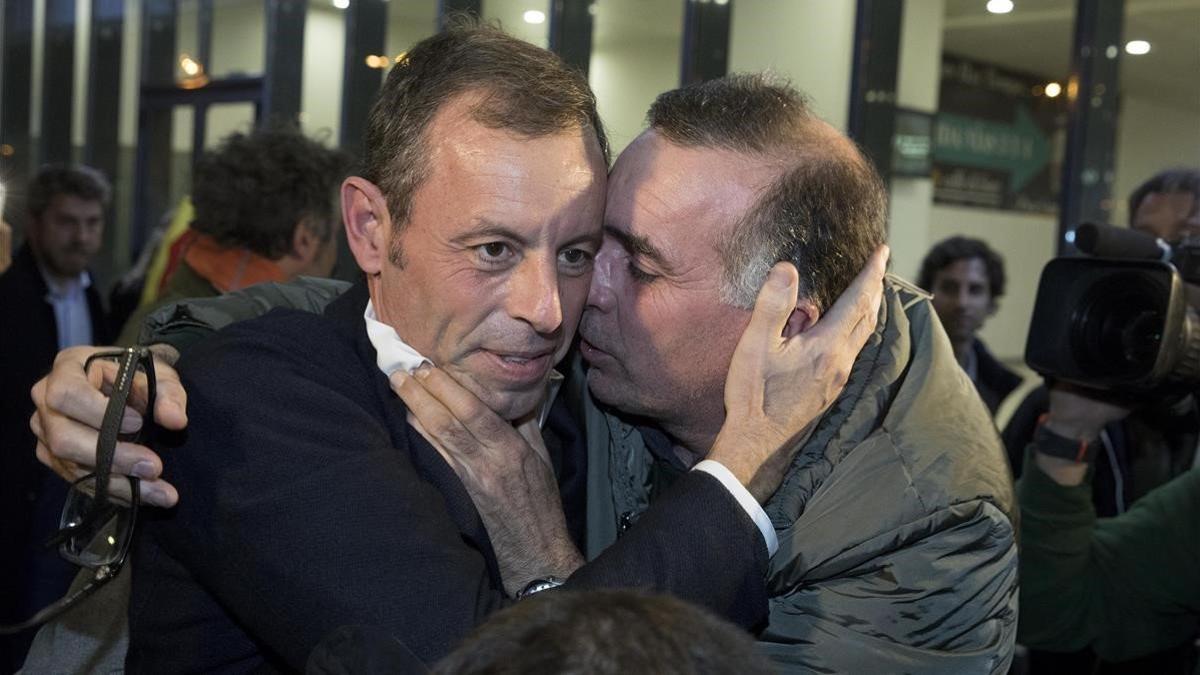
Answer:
[
  {"left": 137, "top": 276, "right": 351, "bottom": 352},
  {"left": 567, "top": 470, "right": 770, "bottom": 629},
  {"left": 1016, "top": 456, "right": 1200, "bottom": 661},
  {"left": 140, "top": 318, "right": 769, "bottom": 669},
  {"left": 758, "top": 500, "right": 1019, "bottom": 675}
]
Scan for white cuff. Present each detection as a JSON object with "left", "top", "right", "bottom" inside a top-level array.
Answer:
[{"left": 692, "top": 459, "right": 779, "bottom": 557}]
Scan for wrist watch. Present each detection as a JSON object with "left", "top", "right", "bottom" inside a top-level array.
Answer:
[
  {"left": 1033, "top": 415, "right": 1098, "bottom": 463},
  {"left": 515, "top": 577, "right": 564, "bottom": 600}
]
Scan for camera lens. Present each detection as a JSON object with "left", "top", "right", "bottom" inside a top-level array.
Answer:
[{"left": 1071, "top": 272, "right": 1167, "bottom": 379}]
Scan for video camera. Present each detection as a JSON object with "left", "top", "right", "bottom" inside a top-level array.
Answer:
[{"left": 1025, "top": 223, "right": 1200, "bottom": 395}]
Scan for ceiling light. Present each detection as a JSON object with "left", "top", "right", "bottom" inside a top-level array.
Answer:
[
  {"left": 1044, "top": 82, "right": 1062, "bottom": 97},
  {"left": 1125, "top": 40, "right": 1151, "bottom": 55},
  {"left": 179, "top": 54, "right": 202, "bottom": 77},
  {"left": 523, "top": 9, "right": 546, "bottom": 24},
  {"left": 986, "top": 0, "right": 1013, "bottom": 14},
  {"left": 332, "top": 0, "right": 349, "bottom": 9}
]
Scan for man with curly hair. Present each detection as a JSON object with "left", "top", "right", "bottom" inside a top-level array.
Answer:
[{"left": 115, "top": 126, "right": 348, "bottom": 345}]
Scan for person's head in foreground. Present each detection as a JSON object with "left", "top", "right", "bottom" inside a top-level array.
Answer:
[
  {"left": 578, "top": 73, "right": 887, "bottom": 454},
  {"left": 432, "top": 589, "right": 774, "bottom": 675},
  {"left": 345, "top": 19, "right": 609, "bottom": 422}
]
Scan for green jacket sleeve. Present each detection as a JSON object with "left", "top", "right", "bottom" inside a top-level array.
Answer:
[
  {"left": 1017, "top": 448, "right": 1200, "bottom": 661},
  {"left": 138, "top": 276, "right": 352, "bottom": 353}
]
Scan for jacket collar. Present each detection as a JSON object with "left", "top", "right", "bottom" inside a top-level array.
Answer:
[{"left": 323, "top": 280, "right": 503, "bottom": 584}]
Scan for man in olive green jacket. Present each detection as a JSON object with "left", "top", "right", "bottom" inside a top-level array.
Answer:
[{"left": 579, "top": 277, "right": 1018, "bottom": 673}]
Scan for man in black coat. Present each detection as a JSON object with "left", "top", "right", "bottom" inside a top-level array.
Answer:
[
  {"left": 0, "top": 164, "right": 112, "bottom": 671},
  {"left": 14, "top": 25, "right": 878, "bottom": 673}
]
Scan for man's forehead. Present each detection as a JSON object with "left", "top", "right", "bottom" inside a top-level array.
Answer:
[
  {"left": 605, "top": 132, "right": 772, "bottom": 260},
  {"left": 47, "top": 194, "right": 103, "bottom": 215}
]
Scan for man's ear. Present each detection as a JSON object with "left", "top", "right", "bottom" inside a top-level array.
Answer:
[
  {"left": 782, "top": 298, "right": 820, "bottom": 338},
  {"left": 289, "top": 218, "right": 320, "bottom": 262},
  {"left": 342, "top": 176, "right": 391, "bottom": 276}
]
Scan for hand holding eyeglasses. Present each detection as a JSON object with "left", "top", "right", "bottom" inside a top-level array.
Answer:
[
  {"left": 31, "top": 344, "right": 188, "bottom": 507},
  {"left": 3, "top": 346, "right": 162, "bottom": 634}
]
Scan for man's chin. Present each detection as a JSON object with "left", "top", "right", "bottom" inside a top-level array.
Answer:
[
  {"left": 584, "top": 368, "right": 626, "bottom": 408},
  {"left": 458, "top": 373, "right": 546, "bottom": 423}
]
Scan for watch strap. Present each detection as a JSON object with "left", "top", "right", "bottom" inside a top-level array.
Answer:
[{"left": 1032, "top": 414, "right": 1098, "bottom": 463}]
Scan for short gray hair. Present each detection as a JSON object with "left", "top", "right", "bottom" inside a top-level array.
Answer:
[{"left": 647, "top": 73, "right": 886, "bottom": 312}]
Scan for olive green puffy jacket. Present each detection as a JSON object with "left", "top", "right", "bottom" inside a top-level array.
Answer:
[{"left": 579, "top": 278, "right": 1019, "bottom": 674}]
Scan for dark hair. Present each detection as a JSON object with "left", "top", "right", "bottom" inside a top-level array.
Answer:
[
  {"left": 1128, "top": 167, "right": 1200, "bottom": 223},
  {"left": 27, "top": 164, "right": 111, "bottom": 221},
  {"left": 647, "top": 73, "right": 886, "bottom": 313},
  {"left": 432, "top": 590, "right": 774, "bottom": 675},
  {"left": 361, "top": 18, "right": 608, "bottom": 236},
  {"left": 190, "top": 126, "right": 348, "bottom": 259},
  {"left": 916, "top": 236, "right": 1006, "bottom": 300}
]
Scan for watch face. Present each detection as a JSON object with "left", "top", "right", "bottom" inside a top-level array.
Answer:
[{"left": 518, "top": 577, "right": 565, "bottom": 599}]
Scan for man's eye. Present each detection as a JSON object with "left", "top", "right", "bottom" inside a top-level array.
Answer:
[
  {"left": 627, "top": 261, "right": 658, "bottom": 284},
  {"left": 560, "top": 248, "right": 591, "bottom": 265},
  {"left": 477, "top": 242, "right": 512, "bottom": 262}
]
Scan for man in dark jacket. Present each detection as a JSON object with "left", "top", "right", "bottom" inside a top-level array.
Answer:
[
  {"left": 19, "top": 26, "right": 887, "bottom": 673},
  {"left": 0, "top": 164, "right": 113, "bottom": 671},
  {"left": 917, "top": 235, "right": 1022, "bottom": 415},
  {"left": 28, "top": 72, "right": 1011, "bottom": 672}
]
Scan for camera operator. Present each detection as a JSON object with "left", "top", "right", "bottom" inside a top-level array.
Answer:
[
  {"left": 1016, "top": 387, "right": 1199, "bottom": 669},
  {"left": 1005, "top": 169, "right": 1200, "bottom": 515},
  {"left": 1014, "top": 168, "right": 1200, "bottom": 674}
]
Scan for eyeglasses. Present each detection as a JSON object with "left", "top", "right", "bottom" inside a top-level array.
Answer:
[{"left": 0, "top": 346, "right": 155, "bottom": 635}]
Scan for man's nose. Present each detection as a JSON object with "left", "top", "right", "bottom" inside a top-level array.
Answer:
[
  {"left": 507, "top": 256, "right": 563, "bottom": 335},
  {"left": 587, "top": 246, "right": 617, "bottom": 311}
]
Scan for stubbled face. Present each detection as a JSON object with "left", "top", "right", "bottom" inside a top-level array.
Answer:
[
  {"left": 30, "top": 195, "right": 104, "bottom": 278},
  {"left": 1133, "top": 191, "right": 1200, "bottom": 243},
  {"left": 371, "top": 105, "right": 607, "bottom": 422},
  {"left": 930, "top": 257, "right": 993, "bottom": 344},
  {"left": 579, "top": 131, "right": 776, "bottom": 443}
]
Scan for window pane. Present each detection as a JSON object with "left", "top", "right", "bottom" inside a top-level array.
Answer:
[
  {"left": 210, "top": 0, "right": 265, "bottom": 78},
  {"left": 1113, "top": 0, "right": 1200, "bottom": 226},
  {"left": 302, "top": 3, "right": 346, "bottom": 140},
  {"left": 482, "top": 0, "right": 550, "bottom": 48},
  {"left": 589, "top": 0, "right": 683, "bottom": 153}
]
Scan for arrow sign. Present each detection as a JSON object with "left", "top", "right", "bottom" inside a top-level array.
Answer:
[{"left": 933, "top": 105, "right": 1050, "bottom": 192}]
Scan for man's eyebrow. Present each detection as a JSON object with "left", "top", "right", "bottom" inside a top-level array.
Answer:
[
  {"left": 449, "top": 220, "right": 532, "bottom": 246},
  {"left": 604, "top": 224, "right": 674, "bottom": 274}
]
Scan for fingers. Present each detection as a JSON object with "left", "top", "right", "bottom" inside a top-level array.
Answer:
[
  {"left": 809, "top": 244, "right": 888, "bottom": 344},
  {"left": 741, "top": 263, "right": 801, "bottom": 354},
  {"left": 31, "top": 410, "right": 165, "bottom": 478},
  {"left": 39, "top": 357, "right": 117, "bottom": 431},
  {"left": 150, "top": 359, "right": 189, "bottom": 430},
  {"left": 390, "top": 368, "right": 478, "bottom": 455},
  {"left": 392, "top": 367, "right": 511, "bottom": 444}
]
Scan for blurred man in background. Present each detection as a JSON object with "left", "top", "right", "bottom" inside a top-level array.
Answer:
[
  {"left": 918, "top": 235, "right": 1021, "bottom": 415},
  {"left": 0, "top": 164, "right": 112, "bottom": 670}
]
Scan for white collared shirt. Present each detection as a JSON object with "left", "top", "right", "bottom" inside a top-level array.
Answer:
[
  {"left": 41, "top": 268, "right": 94, "bottom": 350},
  {"left": 362, "top": 300, "right": 777, "bottom": 556}
]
